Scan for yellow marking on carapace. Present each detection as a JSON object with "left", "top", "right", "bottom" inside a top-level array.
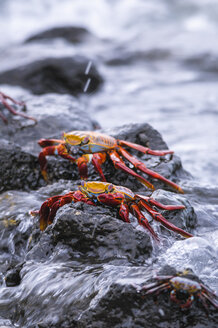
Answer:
[
  {"left": 65, "top": 131, "right": 117, "bottom": 149},
  {"left": 171, "top": 277, "right": 200, "bottom": 293},
  {"left": 82, "top": 181, "right": 110, "bottom": 194},
  {"left": 63, "top": 133, "right": 82, "bottom": 146},
  {"left": 178, "top": 269, "right": 192, "bottom": 276},
  {"left": 81, "top": 181, "right": 135, "bottom": 200}
]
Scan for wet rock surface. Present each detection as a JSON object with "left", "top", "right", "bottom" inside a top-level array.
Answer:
[
  {"left": 0, "top": 140, "right": 42, "bottom": 192},
  {"left": 0, "top": 139, "right": 80, "bottom": 191},
  {"left": 80, "top": 266, "right": 218, "bottom": 328},
  {"left": 28, "top": 204, "right": 152, "bottom": 264}
]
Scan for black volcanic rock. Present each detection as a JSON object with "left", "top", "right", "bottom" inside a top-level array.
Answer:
[
  {"left": 25, "top": 26, "right": 94, "bottom": 44},
  {"left": 0, "top": 140, "right": 42, "bottom": 192},
  {"left": 27, "top": 203, "right": 152, "bottom": 264},
  {"left": 0, "top": 56, "right": 103, "bottom": 96},
  {"left": 0, "top": 139, "right": 81, "bottom": 191}
]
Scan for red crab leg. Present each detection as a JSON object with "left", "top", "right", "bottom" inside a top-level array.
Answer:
[
  {"left": 202, "top": 291, "right": 218, "bottom": 309},
  {"left": 46, "top": 194, "right": 75, "bottom": 226},
  {"left": 0, "top": 91, "right": 37, "bottom": 123},
  {"left": 200, "top": 283, "right": 217, "bottom": 296},
  {"left": 37, "top": 194, "right": 64, "bottom": 230},
  {"left": 141, "top": 281, "right": 163, "bottom": 291},
  {"left": 154, "top": 275, "right": 174, "bottom": 280},
  {"left": 119, "top": 147, "right": 184, "bottom": 194},
  {"left": 76, "top": 155, "right": 91, "bottom": 180},
  {"left": 109, "top": 150, "right": 155, "bottom": 190},
  {"left": 130, "top": 203, "right": 159, "bottom": 241},
  {"left": 92, "top": 153, "right": 107, "bottom": 181},
  {"left": 34, "top": 190, "right": 95, "bottom": 230},
  {"left": 0, "top": 91, "right": 25, "bottom": 106},
  {"left": 139, "top": 200, "right": 193, "bottom": 238},
  {"left": 142, "top": 282, "right": 170, "bottom": 295},
  {"left": 137, "top": 194, "right": 185, "bottom": 211},
  {"left": 38, "top": 144, "right": 76, "bottom": 181},
  {"left": 119, "top": 202, "right": 130, "bottom": 223},
  {"left": 38, "top": 139, "right": 64, "bottom": 147},
  {"left": 46, "top": 191, "right": 95, "bottom": 226},
  {"left": 118, "top": 139, "right": 174, "bottom": 156}
]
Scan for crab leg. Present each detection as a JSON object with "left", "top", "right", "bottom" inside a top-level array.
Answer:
[
  {"left": 119, "top": 202, "right": 130, "bottom": 223},
  {"left": 92, "top": 153, "right": 107, "bottom": 181},
  {"left": 46, "top": 194, "right": 75, "bottom": 226},
  {"left": 141, "top": 281, "right": 164, "bottom": 291},
  {"left": 0, "top": 91, "right": 36, "bottom": 123},
  {"left": 38, "top": 194, "right": 65, "bottom": 230},
  {"left": 200, "top": 283, "right": 217, "bottom": 296},
  {"left": 137, "top": 194, "right": 185, "bottom": 211},
  {"left": 76, "top": 155, "right": 92, "bottom": 180},
  {"left": 202, "top": 291, "right": 218, "bottom": 309},
  {"left": 38, "top": 144, "right": 76, "bottom": 180},
  {"left": 119, "top": 147, "right": 184, "bottom": 193},
  {"left": 118, "top": 139, "right": 174, "bottom": 156},
  {"left": 36, "top": 191, "right": 95, "bottom": 230},
  {"left": 0, "top": 91, "right": 25, "bottom": 106},
  {"left": 139, "top": 200, "right": 193, "bottom": 238},
  {"left": 109, "top": 150, "right": 155, "bottom": 190},
  {"left": 130, "top": 203, "right": 159, "bottom": 241},
  {"left": 46, "top": 191, "right": 95, "bottom": 227},
  {"left": 154, "top": 275, "right": 174, "bottom": 281},
  {"left": 142, "top": 283, "right": 170, "bottom": 295}
]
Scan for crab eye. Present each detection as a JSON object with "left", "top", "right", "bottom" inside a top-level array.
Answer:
[
  {"left": 107, "top": 184, "right": 114, "bottom": 192},
  {"left": 82, "top": 136, "right": 89, "bottom": 144}
]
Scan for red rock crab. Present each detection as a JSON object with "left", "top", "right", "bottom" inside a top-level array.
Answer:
[
  {"left": 31, "top": 181, "right": 192, "bottom": 240},
  {"left": 0, "top": 91, "right": 36, "bottom": 124},
  {"left": 38, "top": 130, "right": 183, "bottom": 193},
  {"left": 140, "top": 272, "right": 218, "bottom": 310}
]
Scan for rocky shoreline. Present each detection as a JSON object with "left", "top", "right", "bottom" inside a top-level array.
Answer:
[{"left": 0, "top": 25, "right": 217, "bottom": 328}]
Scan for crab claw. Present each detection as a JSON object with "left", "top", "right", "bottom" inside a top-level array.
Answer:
[{"left": 0, "top": 91, "right": 37, "bottom": 124}]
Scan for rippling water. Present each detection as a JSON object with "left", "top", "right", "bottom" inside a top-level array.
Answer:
[{"left": 0, "top": 0, "right": 218, "bottom": 326}]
